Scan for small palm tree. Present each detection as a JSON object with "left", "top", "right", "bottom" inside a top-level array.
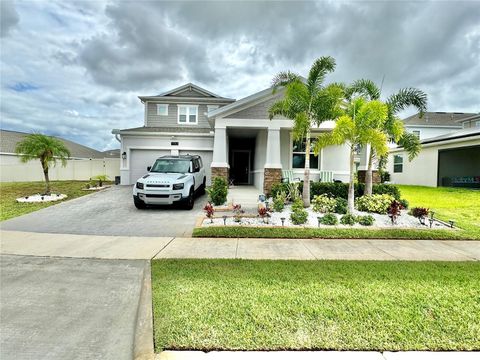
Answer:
[
  {"left": 348, "top": 79, "right": 427, "bottom": 194},
  {"left": 315, "top": 97, "right": 389, "bottom": 213},
  {"left": 15, "top": 134, "right": 71, "bottom": 195},
  {"left": 268, "top": 56, "right": 344, "bottom": 207}
]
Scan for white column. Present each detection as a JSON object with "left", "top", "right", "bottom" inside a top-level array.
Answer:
[
  {"left": 264, "top": 127, "right": 282, "bottom": 169},
  {"left": 211, "top": 127, "right": 229, "bottom": 168}
]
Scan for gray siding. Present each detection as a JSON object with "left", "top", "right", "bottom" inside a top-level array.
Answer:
[
  {"left": 146, "top": 103, "right": 213, "bottom": 128},
  {"left": 225, "top": 93, "right": 287, "bottom": 120}
]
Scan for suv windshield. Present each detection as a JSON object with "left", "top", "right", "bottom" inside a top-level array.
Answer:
[{"left": 150, "top": 159, "right": 190, "bottom": 173}]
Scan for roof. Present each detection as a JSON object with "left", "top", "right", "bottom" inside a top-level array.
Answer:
[
  {"left": 454, "top": 113, "right": 480, "bottom": 123},
  {"left": 0, "top": 129, "right": 108, "bottom": 159},
  {"left": 138, "top": 83, "right": 235, "bottom": 102},
  {"left": 113, "top": 126, "right": 213, "bottom": 135},
  {"left": 208, "top": 87, "right": 274, "bottom": 119},
  {"left": 402, "top": 112, "right": 474, "bottom": 127},
  {"left": 102, "top": 149, "right": 120, "bottom": 158}
]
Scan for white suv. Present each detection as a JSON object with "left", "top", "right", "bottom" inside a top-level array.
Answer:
[{"left": 133, "top": 155, "right": 206, "bottom": 210}]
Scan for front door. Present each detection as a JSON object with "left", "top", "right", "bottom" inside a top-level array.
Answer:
[{"left": 231, "top": 150, "right": 250, "bottom": 185}]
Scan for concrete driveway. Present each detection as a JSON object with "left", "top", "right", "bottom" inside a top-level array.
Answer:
[
  {"left": 0, "top": 186, "right": 207, "bottom": 237},
  {"left": 0, "top": 254, "right": 148, "bottom": 360}
]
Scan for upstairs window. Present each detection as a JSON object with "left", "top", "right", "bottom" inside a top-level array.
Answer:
[
  {"left": 178, "top": 105, "right": 198, "bottom": 124},
  {"left": 412, "top": 130, "right": 420, "bottom": 139},
  {"left": 292, "top": 139, "right": 319, "bottom": 169},
  {"left": 393, "top": 154, "right": 403, "bottom": 173},
  {"left": 156, "top": 104, "right": 168, "bottom": 116},
  {"left": 475, "top": 120, "right": 480, "bottom": 128}
]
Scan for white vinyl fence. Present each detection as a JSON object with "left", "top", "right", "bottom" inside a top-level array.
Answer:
[{"left": 0, "top": 154, "right": 120, "bottom": 182}]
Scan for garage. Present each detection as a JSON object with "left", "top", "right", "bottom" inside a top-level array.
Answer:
[
  {"left": 130, "top": 149, "right": 170, "bottom": 184},
  {"left": 438, "top": 145, "right": 480, "bottom": 188},
  {"left": 179, "top": 150, "right": 213, "bottom": 185}
]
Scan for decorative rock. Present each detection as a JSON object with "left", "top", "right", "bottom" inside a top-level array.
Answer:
[{"left": 17, "top": 194, "right": 68, "bottom": 203}]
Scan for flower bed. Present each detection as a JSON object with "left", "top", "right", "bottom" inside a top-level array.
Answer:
[
  {"left": 200, "top": 204, "right": 453, "bottom": 230},
  {"left": 16, "top": 193, "right": 68, "bottom": 203}
]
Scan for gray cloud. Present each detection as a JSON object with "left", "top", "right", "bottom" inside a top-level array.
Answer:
[{"left": 1, "top": 1, "right": 20, "bottom": 37}]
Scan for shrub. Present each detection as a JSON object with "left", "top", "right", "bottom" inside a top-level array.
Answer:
[
  {"left": 320, "top": 213, "right": 338, "bottom": 225},
  {"left": 291, "top": 198, "right": 304, "bottom": 212},
  {"left": 411, "top": 207, "right": 429, "bottom": 219},
  {"left": 272, "top": 191, "right": 287, "bottom": 212},
  {"left": 357, "top": 215, "right": 375, "bottom": 226},
  {"left": 372, "top": 183, "right": 401, "bottom": 200},
  {"left": 233, "top": 203, "right": 244, "bottom": 222},
  {"left": 91, "top": 174, "right": 110, "bottom": 187},
  {"left": 312, "top": 194, "right": 337, "bottom": 213},
  {"left": 207, "top": 177, "right": 228, "bottom": 205},
  {"left": 399, "top": 198, "right": 409, "bottom": 209},
  {"left": 203, "top": 202, "right": 214, "bottom": 223},
  {"left": 334, "top": 197, "right": 348, "bottom": 214},
  {"left": 340, "top": 213, "right": 357, "bottom": 226},
  {"left": 356, "top": 194, "right": 395, "bottom": 214},
  {"left": 387, "top": 200, "right": 404, "bottom": 225},
  {"left": 290, "top": 208, "right": 308, "bottom": 225},
  {"left": 286, "top": 182, "right": 301, "bottom": 202}
]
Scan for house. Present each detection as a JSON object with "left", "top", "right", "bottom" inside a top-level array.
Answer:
[
  {"left": 387, "top": 127, "right": 480, "bottom": 188},
  {"left": 456, "top": 113, "right": 480, "bottom": 129},
  {"left": 0, "top": 129, "right": 120, "bottom": 182},
  {"left": 401, "top": 112, "right": 474, "bottom": 140},
  {"left": 113, "top": 83, "right": 356, "bottom": 194}
]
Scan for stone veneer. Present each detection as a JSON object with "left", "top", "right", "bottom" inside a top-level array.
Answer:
[
  {"left": 211, "top": 167, "right": 229, "bottom": 183},
  {"left": 357, "top": 170, "right": 381, "bottom": 184},
  {"left": 263, "top": 168, "right": 282, "bottom": 195}
]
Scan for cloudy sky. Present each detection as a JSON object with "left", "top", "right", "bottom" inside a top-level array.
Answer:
[{"left": 1, "top": 0, "right": 479, "bottom": 151}]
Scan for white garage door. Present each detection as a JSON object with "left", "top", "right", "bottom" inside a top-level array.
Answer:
[
  {"left": 130, "top": 149, "right": 170, "bottom": 184},
  {"left": 180, "top": 150, "right": 213, "bottom": 185}
]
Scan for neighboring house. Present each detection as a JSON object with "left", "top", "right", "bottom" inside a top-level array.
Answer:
[
  {"left": 402, "top": 112, "right": 473, "bottom": 140},
  {"left": 113, "top": 83, "right": 356, "bottom": 194},
  {"left": 387, "top": 128, "right": 480, "bottom": 188},
  {"left": 456, "top": 113, "right": 480, "bottom": 129},
  {"left": 0, "top": 129, "right": 119, "bottom": 182},
  {"left": 102, "top": 149, "right": 121, "bottom": 158}
]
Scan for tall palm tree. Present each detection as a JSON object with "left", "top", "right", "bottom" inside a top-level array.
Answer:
[
  {"left": 348, "top": 79, "right": 427, "bottom": 194},
  {"left": 15, "top": 134, "right": 71, "bottom": 195},
  {"left": 315, "top": 97, "right": 390, "bottom": 213},
  {"left": 268, "top": 56, "right": 343, "bottom": 207}
]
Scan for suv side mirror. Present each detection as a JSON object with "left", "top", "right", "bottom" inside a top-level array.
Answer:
[{"left": 147, "top": 166, "right": 151, "bottom": 171}]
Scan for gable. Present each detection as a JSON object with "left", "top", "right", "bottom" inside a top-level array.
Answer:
[
  {"left": 170, "top": 88, "right": 211, "bottom": 98},
  {"left": 225, "top": 92, "right": 287, "bottom": 120}
]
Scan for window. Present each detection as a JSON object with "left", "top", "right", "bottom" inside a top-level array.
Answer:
[
  {"left": 463, "top": 121, "right": 468, "bottom": 129},
  {"left": 393, "top": 155, "right": 403, "bottom": 173},
  {"left": 475, "top": 120, "right": 480, "bottom": 128},
  {"left": 207, "top": 105, "right": 219, "bottom": 113},
  {"left": 178, "top": 105, "right": 198, "bottom": 124},
  {"left": 292, "top": 139, "right": 319, "bottom": 169},
  {"left": 156, "top": 104, "right": 168, "bottom": 116},
  {"left": 412, "top": 130, "right": 420, "bottom": 139}
]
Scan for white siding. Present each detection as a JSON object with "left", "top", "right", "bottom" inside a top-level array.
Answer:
[
  {"left": 405, "top": 126, "right": 461, "bottom": 140},
  {"left": 179, "top": 150, "right": 213, "bottom": 185}
]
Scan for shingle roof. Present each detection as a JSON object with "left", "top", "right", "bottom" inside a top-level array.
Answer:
[
  {"left": 402, "top": 112, "right": 473, "bottom": 127},
  {"left": 117, "top": 126, "right": 213, "bottom": 134},
  {"left": 102, "top": 149, "right": 120, "bottom": 158},
  {"left": 0, "top": 129, "right": 108, "bottom": 159}
]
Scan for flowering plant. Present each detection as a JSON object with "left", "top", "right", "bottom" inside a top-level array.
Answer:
[
  {"left": 233, "top": 204, "right": 244, "bottom": 222},
  {"left": 203, "top": 202, "right": 215, "bottom": 223}
]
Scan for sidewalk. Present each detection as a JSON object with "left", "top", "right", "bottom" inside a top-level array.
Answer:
[{"left": 1, "top": 230, "right": 479, "bottom": 261}]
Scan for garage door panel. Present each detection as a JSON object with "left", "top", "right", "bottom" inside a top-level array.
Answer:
[
  {"left": 180, "top": 150, "right": 213, "bottom": 185},
  {"left": 130, "top": 150, "right": 170, "bottom": 184}
]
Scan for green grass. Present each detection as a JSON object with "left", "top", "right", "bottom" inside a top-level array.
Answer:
[
  {"left": 194, "top": 185, "right": 480, "bottom": 240},
  {"left": 152, "top": 259, "right": 480, "bottom": 351},
  {"left": 398, "top": 185, "right": 480, "bottom": 240},
  {"left": 0, "top": 181, "right": 106, "bottom": 221}
]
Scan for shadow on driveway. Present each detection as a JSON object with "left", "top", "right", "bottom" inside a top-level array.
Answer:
[{"left": 1, "top": 186, "right": 207, "bottom": 237}]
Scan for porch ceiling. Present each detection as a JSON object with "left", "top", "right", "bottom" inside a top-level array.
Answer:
[{"left": 227, "top": 128, "right": 261, "bottom": 138}]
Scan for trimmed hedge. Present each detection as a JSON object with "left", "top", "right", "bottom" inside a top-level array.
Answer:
[{"left": 271, "top": 182, "right": 401, "bottom": 201}]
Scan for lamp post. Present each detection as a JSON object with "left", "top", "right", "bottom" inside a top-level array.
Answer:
[
  {"left": 222, "top": 215, "right": 227, "bottom": 226},
  {"left": 317, "top": 216, "right": 322, "bottom": 227},
  {"left": 280, "top": 217, "right": 285, "bottom": 227}
]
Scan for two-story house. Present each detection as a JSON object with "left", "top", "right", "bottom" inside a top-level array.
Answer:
[
  {"left": 402, "top": 112, "right": 474, "bottom": 140},
  {"left": 113, "top": 83, "right": 359, "bottom": 194},
  {"left": 456, "top": 113, "right": 480, "bottom": 129}
]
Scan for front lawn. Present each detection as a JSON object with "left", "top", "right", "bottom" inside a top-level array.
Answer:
[
  {"left": 398, "top": 185, "right": 480, "bottom": 240},
  {"left": 0, "top": 181, "right": 105, "bottom": 221},
  {"left": 152, "top": 259, "right": 480, "bottom": 351}
]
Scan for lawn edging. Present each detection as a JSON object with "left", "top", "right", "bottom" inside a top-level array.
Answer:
[{"left": 192, "top": 226, "right": 474, "bottom": 240}]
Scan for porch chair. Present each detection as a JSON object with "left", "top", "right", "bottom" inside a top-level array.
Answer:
[
  {"left": 319, "top": 171, "right": 334, "bottom": 183},
  {"left": 281, "top": 170, "right": 301, "bottom": 183}
]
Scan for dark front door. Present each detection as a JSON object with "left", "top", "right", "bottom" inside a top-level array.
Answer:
[{"left": 231, "top": 150, "right": 250, "bottom": 184}]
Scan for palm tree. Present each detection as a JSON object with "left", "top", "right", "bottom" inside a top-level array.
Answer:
[
  {"left": 348, "top": 79, "right": 427, "bottom": 195},
  {"left": 15, "top": 134, "right": 71, "bottom": 195},
  {"left": 268, "top": 56, "right": 343, "bottom": 207},
  {"left": 315, "top": 97, "right": 389, "bottom": 213}
]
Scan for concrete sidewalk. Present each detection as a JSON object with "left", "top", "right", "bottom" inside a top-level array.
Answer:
[
  {"left": 1, "top": 230, "right": 479, "bottom": 261},
  {"left": 157, "top": 351, "right": 479, "bottom": 360}
]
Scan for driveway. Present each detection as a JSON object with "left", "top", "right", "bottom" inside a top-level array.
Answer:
[
  {"left": 1, "top": 186, "right": 207, "bottom": 237},
  {"left": 0, "top": 255, "right": 147, "bottom": 360}
]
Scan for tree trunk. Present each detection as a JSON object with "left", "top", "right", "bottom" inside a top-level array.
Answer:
[
  {"left": 303, "top": 131, "right": 311, "bottom": 208},
  {"left": 348, "top": 146, "right": 355, "bottom": 214},
  {"left": 42, "top": 162, "right": 51, "bottom": 195},
  {"left": 365, "top": 150, "right": 373, "bottom": 196}
]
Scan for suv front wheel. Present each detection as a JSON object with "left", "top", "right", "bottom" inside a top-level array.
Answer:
[
  {"left": 133, "top": 195, "right": 146, "bottom": 209},
  {"left": 183, "top": 187, "right": 195, "bottom": 210}
]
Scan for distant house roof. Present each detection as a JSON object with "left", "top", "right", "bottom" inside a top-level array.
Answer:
[
  {"left": 0, "top": 129, "right": 108, "bottom": 159},
  {"left": 402, "top": 112, "right": 474, "bottom": 127},
  {"left": 102, "top": 149, "right": 120, "bottom": 158},
  {"left": 454, "top": 113, "right": 480, "bottom": 123},
  {"left": 113, "top": 126, "right": 213, "bottom": 135},
  {"left": 420, "top": 127, "right": 480, "bottom": 145}
]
